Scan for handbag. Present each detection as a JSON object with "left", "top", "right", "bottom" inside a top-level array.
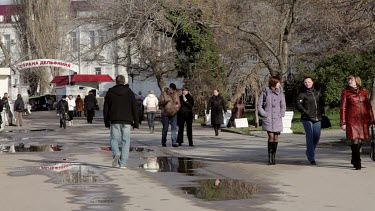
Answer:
[{"left": 321, "top": 115, "right": 331, "bottom": 128}]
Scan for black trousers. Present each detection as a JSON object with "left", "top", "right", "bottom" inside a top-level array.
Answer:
[
  {"left": 86, "top": 108, "right": 95, "bottom": 123},
  {"left": 177, "top": 113, "right": 193, "bottom": 145}
]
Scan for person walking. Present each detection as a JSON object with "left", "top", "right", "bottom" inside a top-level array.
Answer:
[
  {"left": 296, "top": 76, "right": 325, "bottom": 165},
  {"left": 206, "top": 89, "right": 227, "bottom": 136},
  {"left": 177, "top": 87, "right": 195, "bottom": 146},
  {"left": 143, "top": 90, "right": 159, "bottom": 133},
  {"left": 159, "top": 84, "right": 181, "bottom": 147},
  {"left": 75, "top": 95, "right": 84, "bottom": 117},
  {"left": 340, "top": 75, "right": 374, "bottom": 170},
  {"left": 257, "top": 76, "right": 286, "bottom": 165},
  {"left": 84, "top": 91, "right": 97, "bottom": 124},
  {"left": 227, "top": 99, "right": 245, "bottom": 128},
  {"left": 104, "top": 75, "right": 139, "bottom": 169},
  {"left": 14, "top": 94, "right": 25, "bottom": 127},
  {"left": 2, "top": 93, "right": 15, "bottom": 126},
  {"left": 136, "top": 95, "right": 144, "bottom": 124},
  {"left": 56, "top": 95, "right": 69, "bottom": 129},
  {"left": 67, "top": 95, "right": 76, "bottom": 126}
]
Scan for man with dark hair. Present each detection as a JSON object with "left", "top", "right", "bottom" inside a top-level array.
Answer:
[
  {"left": 84, "top": 91, "right": 97, "bottom": 124},
  {"left": 159, "top": 83, "right": 181, "bottom": 147},
  {"left": 104, "top": 74, "right": 139, "bottom": 169}
]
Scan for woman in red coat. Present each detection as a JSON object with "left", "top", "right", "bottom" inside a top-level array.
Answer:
[{"left": 340, "top": 75, "right": 374, "bottom": 170}]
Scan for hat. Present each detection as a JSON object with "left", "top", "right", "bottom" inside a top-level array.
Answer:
[{"left": 62, "top": 95, "right": 67, "bottom": 99}]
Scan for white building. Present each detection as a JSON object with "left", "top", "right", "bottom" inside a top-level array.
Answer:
[{"left": 0, "top": 0, "right": 180, "bottom": 100}]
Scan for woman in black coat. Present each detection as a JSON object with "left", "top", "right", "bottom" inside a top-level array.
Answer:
[{"left": 206, "top": 89, "right": 227, "bottom": 136}]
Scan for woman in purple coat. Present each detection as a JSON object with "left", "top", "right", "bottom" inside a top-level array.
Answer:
[{"left": 257, "top": 76, "right": 286, "bottom": 165}]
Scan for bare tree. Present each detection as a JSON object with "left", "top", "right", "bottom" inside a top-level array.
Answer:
[{"left": 14, "top": 0, "right": 70, "bottom": 95}]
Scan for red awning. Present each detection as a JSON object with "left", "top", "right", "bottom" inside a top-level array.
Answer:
[{"left": 51, "top": 74, "right": 114, "bottom": 86}]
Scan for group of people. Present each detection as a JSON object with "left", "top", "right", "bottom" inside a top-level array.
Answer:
[
  {"left": 56, "top": 91, "right": 98, "bottom": 129},
  {"left": 103, "top": 78, "right": 196, "bottom": 169},
  {"left": 0, "top": 93, "right": 25, "bottom": 128},
  {"left": 258, "top": 75, "right": 373, "bottom": 170}
]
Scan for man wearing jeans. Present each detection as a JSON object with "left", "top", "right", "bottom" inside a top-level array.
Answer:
[
  {"left": 103, "top": 75, "right": 139, "bottom": 169},
  {"left": 159, "top": 83, "right": 181, "bottom": 147}
]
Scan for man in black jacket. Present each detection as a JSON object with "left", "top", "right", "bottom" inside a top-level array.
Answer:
[
  {"left": 104, "top": 75, "right": 139, "bottom": 168},
  {"left": 57, "top": 95, "right": 69, "bottom": 129},
  {"left": 84, "top": 91, "right": 97, "bottom": 124}
]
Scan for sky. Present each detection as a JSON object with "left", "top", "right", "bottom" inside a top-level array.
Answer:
[{"left": 0, "top": 0, "right": 13, "bottom": 5}]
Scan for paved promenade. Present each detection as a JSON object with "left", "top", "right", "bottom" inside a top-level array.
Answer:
[{"left": 1, "top": 111, "right": 375, "bottom": 211}]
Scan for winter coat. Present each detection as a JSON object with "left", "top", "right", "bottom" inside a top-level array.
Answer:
[
  {"left": 103, "top": 84, "right": 139, "bottom": 128},
  {"left": 67, "top": 98, "right": 76, "bottom": 111},
  {"left": 257, "top": 87, "right": 286, "bottom": 132},
  {"left": 84, "top": 94, "right": 97, "bottom": 110},
  {"left": 178, "top": 93, "right": 194, "bottom": 119},
  {"left": 207, "top": 95, "right": 227, "bottom": 125},
  {"left": 143, "top": 94, "right": 159, "bottom": 113},
  {"left": 340, "top": 87, "right": 374, "bottom": 140},
  {"left": 159, "top": 90, "right": 181, "bottom": 117},
  {"left": 2, "top": 97, "right": 10, "bottom": 111},
  {"left": 14, "top": 97, "right": 25, "bottom": 112},
  {"left": 56, "top": 100, "right": 68, "bottom": 114},
  {"left": 75, "top": 97, "right": 84, "bottom": 112},
  {"left": 296, "top": 87, "right": 324, "bottom": 121}
]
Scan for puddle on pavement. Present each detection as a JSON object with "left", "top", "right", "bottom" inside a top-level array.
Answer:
[
  {"left": 139, "top": 157, "right": 206, "bottom": 176},
  {"left": 0, "top": 144, "right": 62, "bottom": 153},
  {"left": 101, "top": 146, "right": 154, "bottom": 152},
  {"left": 5, "top": 129, "right": 55, "bottom": 133},
  {"left": 9, "top": 163, "right": 126, "bottom": 209},
  {"left": 181, "top": 179, "right": 259, "bottom": 201}
]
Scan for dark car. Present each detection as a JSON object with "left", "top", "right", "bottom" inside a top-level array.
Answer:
[{"left": 29, "top": 95, "right": 56, "bottom": 111}]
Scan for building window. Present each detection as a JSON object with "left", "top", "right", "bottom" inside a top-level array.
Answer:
[
  {"left": 98, "top": 30, "right": 104, "bottom": 44},
  {"left": 4, "top": 34, "right": 11, "bottom": 50},
  {"left": 0, "top": 15, "right": 4, "bottom": 22},
  {"left": 95, "top": 67, "right": 101, "bottom": 75},
  {"left": 249, "top": 55, "right": 258, "bottom": 63},
  {"left": 70, "top": 32, "right": 78, "bottom": 52},
  {"left": 89, "top": 31, "right": 95, "bottom": 49}
]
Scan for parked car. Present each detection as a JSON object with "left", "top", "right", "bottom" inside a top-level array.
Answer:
[{"left": 29, "top": 95, "right": 56, "bottom": 111}]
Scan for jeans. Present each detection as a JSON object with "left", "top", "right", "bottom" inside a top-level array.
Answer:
[
  {"left": 110, "top": 124, "right": 131, "bottom": 167},
  {"left": 6, "top": 109, "right": 13, "bottom": 125},
  {"left": 161, "top": 115, "right": 177, "bottom": 145},
  {"left": 302, "top": 120, "right": 321, "bottom": 161},
  {"left": 147, "top": 112, "right": 156, "bottom": 129}
]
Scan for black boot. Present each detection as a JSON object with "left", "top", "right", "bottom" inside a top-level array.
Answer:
[
  {"left": 272, "top": 142, "right": 278, "bottom": 165},
  {"left": 352, "top": 144, "right": 361, "bottom": 170},
  {"left": 350, "top": 144, "right": 355, "bottom": 167},
  {"left": 267, "top": 142, "right": 272, "bottom": 165},
  {"left": 214, "top": 126, "right": 219, "bottom": 136}
]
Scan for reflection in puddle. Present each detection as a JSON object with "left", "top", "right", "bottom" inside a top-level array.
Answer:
[
  {"left": 139, "top": 157, "right": 205, "bottom": 175},
  {"left": 101, "top": 146, "right": 154, "bottom": 152},
  {"left": 0, "top": 144, "right": 62, "bottom": 153},
  {"left": 9, "top": 163, "right": 125, "bottom": 209},
  {"left": 5, "top": 129, "right": 55, "bottom": 133},
  {"left": 181, "top": 179, "right": 259, "bottom": 201}
]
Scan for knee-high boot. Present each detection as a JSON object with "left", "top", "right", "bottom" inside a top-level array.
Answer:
[
  {"left": 268, "top": 142, "right": 272, "bottom": 165},
  {"left": 350, "top": 144, "right": 355, "bottom": 167},
  {"left": 272, "top": 142, "right": 278, "bottom": 165},
  {"left": 352, "top": 144, "right": 361, "bottom": 170}
]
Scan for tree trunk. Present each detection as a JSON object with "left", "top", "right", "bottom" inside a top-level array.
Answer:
[{"left": 254, "top": 90, "right": 259, "bottom": 128}]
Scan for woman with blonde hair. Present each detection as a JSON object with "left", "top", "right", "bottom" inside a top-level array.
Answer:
[{"left": 340, "top": 75, "right": 374, "bottom": 170}]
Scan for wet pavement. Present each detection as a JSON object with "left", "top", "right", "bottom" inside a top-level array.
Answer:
[{"left": 1, "top": 111, "right": 375, "bottom": 211}]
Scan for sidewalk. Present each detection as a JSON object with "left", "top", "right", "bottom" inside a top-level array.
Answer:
[{"left": 0, "top": 111, "right": 374, "bottom": 211}]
